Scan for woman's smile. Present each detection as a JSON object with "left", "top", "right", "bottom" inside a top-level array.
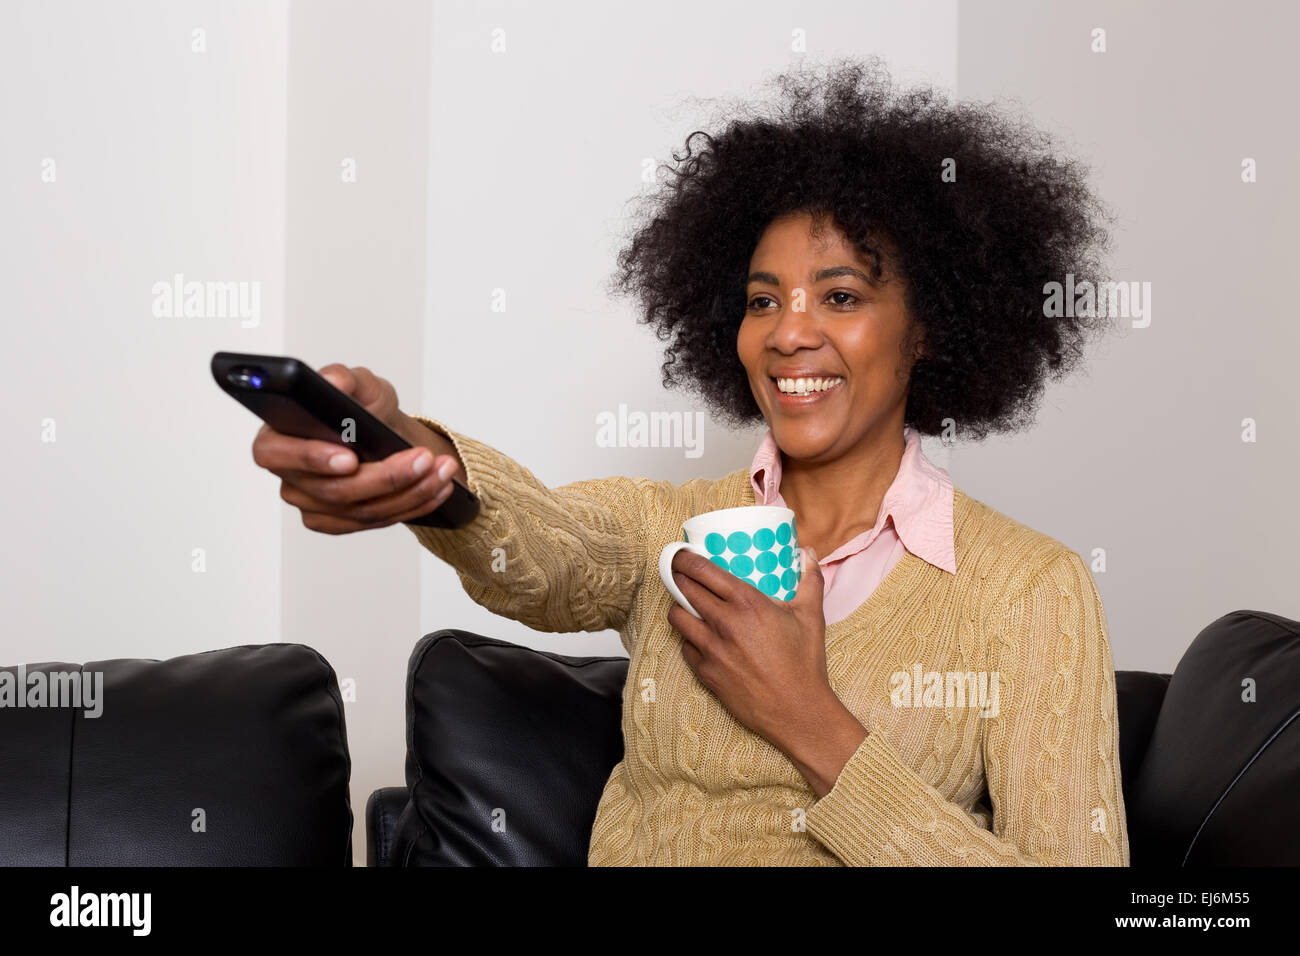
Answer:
[{"left": 768, "top": 375, "right": 847, "bottom": 410}]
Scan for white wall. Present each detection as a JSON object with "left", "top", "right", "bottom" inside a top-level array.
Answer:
[
  {"left": 282, "top": 0, "right": 432, "bottom": 868},
  {"left": 955, "top": 0, "right": 1300, "bottom": 671},
  {"left": 418, "top": 0, "right": 960, "bottom": 659},
  {"left": 0, "top": 0, "right": 287, "bottom": 663}
]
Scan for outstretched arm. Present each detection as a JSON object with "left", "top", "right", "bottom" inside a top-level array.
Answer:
[{"left": 403, "top": 415, "right": 672, "bottom": 635}]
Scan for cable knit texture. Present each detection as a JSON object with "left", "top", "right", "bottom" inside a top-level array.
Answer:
[{"left": 404, "top": 415, "right": 1130, "bottom": 866}]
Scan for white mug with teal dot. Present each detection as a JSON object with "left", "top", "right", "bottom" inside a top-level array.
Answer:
[{"left": 659, "top": 505, "right": 801, "bottom": 619}]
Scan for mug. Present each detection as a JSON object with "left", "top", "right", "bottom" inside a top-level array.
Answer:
[{"left": 658, "top": 505, "right": 801, "bottom": 619}]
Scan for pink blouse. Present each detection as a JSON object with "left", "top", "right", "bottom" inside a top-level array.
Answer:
[{"left": 750, "top": 425, "right": 957, "bottom": 625}]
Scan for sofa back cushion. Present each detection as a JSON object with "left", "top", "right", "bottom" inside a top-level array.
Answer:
[
  {"left": 391, "top": 630, "right": 626, "bottom": 866},
  {"left": 0, "top": 644, "right": 353, "bottom": 866},
  {"left": 1128, "top": 610, "right": 1300, "bottom": 865}
]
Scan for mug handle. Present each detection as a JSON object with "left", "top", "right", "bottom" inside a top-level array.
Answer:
[{"left": 659, "top": 540, "right": 704, "bottom": 619}]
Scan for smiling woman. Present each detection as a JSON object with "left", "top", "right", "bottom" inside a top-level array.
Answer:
[
  {"left": 407, "top": 57, "right": 1124, "bottom": 866},
  {"left": 257, "top": 55, "right": 1127, "bottom": 866}
]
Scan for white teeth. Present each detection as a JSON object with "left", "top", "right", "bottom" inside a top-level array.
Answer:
[{"left": 776, "top": 376, "right": 844, "bottom": 395}]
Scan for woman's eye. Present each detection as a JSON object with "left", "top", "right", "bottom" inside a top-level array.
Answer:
[
  {"left": 748, "top": 295, "right": 776, "bottom": 310},
  {"left": 827, "top": 291, "right": 859, "bottom": 306}
]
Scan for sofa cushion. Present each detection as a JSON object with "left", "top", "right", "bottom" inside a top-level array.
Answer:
[
  {"left": 391, "top": 630, "right": 627, "bottom": 866},
  {"left": 0, "top": 643, "right": 353, "bottom": 866},
  {"left": 1114, "top": 669, "right": 1171, "bottom": 808},
  {"left": 1128, "top": 610, "right": 1300, "bottom": 865}
]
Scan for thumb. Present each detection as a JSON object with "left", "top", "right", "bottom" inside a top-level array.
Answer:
[
  {"left": 318, "top": 363, "right": 356, "bottom": 395},
  {"left": 793, "top": 546, "right": 824, "bottom": 605}
]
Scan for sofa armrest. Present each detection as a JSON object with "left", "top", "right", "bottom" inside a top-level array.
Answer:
[{"left": 366, "top": 787, "right": 409, "bottom": 867}]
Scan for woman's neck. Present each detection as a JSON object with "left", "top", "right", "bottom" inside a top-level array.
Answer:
[{"left": 777, "top": 423, "right": 907, "bottom": 556}]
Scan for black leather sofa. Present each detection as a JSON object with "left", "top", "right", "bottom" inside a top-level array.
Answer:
[
  {"left": 369, "top": 609, "right": 1300, "bottom": 866},
  {"left": 5, "top": 612, "right": 1295, "bottom": 867},
  {"left": 0, "top": 643, "right": 353, "bottom": 866}
]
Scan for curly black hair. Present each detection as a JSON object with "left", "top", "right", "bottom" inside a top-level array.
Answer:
[{"left": 607, "top": 56, "right": 1114, "bottom": 440}]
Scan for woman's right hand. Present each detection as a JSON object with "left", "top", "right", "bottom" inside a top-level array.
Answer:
[{"left": 250, "top": 363, "right": 465, "bottom": 534}]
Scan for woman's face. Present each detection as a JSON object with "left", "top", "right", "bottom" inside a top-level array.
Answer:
[{"left": 737, "top": 210, "right": 919, "bottom": 463}]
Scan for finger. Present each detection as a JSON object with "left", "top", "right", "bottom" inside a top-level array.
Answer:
[
  {"left": 297, "top": 508, "right": 372, "bottom": 536},
  {"left": 317, "top": 363, "right": 357, "bottom": 396},
  {"left": 292, "top": 472, "right": 458, "bottom": 533},
  {"left": 668, "top": 602, "right": 718, "bottom": 656},
  {"left": 792, "top": 546, "right": 824, "bottom": 605},
  {"left": 679, "top": 637, "right": 703, "bottom": 672},
  {"left": 253, "top": 423, "right": 358, "bottom": 475},
  {"left": 318, "top": 364, "right": 401, "bottom": 430},
  {"left": 281, "top": 446, "right": 439, "bottom": 508},
  {"left": 346, "top": 366, "right": 395, "bottom": 418},
  {"left": 384, "top": 479, "right": 459, "bottom": 523},
  {"left": 284, "top": 464, "right": 455, "bottom": 524},
  {"left": 671, "top": 561, "right": 731, "bottom": 624},
  {"left": 670, "top": 549, "right": 740, "bottom": 606}
]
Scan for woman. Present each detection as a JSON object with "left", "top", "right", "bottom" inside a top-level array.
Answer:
[{"left": 254, "top": 58, "right": 1128, "bottom": 866}]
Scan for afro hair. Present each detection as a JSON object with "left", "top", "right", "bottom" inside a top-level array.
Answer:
[{"left": 608, "top": 55, "right": 1115, "bottom": 440}]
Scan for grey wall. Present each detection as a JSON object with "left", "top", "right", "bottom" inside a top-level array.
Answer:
[
  {"left": 283, "top": 0, "right": 432, "bottom": 866},
  {"left": 955, "top": 0, "right": 1300, "bottom": 671},
  {"left": 1, "top": 0, "right": 288, "bottom": 661}
]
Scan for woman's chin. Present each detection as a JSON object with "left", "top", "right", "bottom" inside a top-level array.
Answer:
[{"left": 770, "top": 422, "right": 843, "bottom": 462}]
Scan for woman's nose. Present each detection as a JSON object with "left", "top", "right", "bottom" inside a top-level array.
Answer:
[{"left": 767, "top": 296, "right": 822, "bottom": 347}]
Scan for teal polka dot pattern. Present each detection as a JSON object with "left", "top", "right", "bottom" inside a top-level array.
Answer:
[
  {"left": 728, "top": 553, "right": 754, "bottom": 577},
  {"left": 686, "top": 519, "right": 801, "bottom": 602}
]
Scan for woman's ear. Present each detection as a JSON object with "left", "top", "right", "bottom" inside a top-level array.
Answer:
[
  {"left": 902, "top": 313, "right": 928, "bottom": 366},
  {"left": 910, "top": 331, "right": 929, "bottom": 364}
]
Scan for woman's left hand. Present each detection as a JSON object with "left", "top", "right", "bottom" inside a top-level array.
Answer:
[{"left": 667, "top": 546, "right": 836, "bottom": 750}]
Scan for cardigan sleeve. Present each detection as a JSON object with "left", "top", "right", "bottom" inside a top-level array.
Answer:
[
  {"left": 801, "top": 550, "right": 1130, "bottom": 865},
  {"left": 400, "top": 414, "right": 670, "bottom": 634}
]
